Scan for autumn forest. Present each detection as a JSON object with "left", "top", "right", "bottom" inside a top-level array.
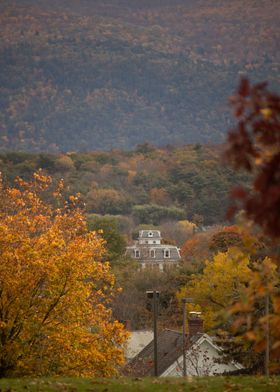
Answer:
[
  {"left": 1, "top": 0, "right": 279, "bottom": 151},
  {"left": 0, "top": 0, "right": 280, "bottom": 388}
]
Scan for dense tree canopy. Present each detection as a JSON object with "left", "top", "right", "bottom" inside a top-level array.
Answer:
[
  {"left": 0, "top": 1, "right": 279, "bottom": 151},
  {"left": 0, "top": 172, "right": 128, "bottom": 377},
  {"left": 0, "top": 145, "right": 251, "bottom": 228},
  {"left": 177, "top": 248, "right": 252, "bottom": 330}
]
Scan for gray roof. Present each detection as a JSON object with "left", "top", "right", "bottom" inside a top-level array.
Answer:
[
  {"left": 123, "top": 329, "right": 201, "bottom": 377},
  {"left": 126, "top": 245, "right": 181, "bottom": 262},
  {"left": 139, "top": 230, "right": 161, "bottom": 239}
]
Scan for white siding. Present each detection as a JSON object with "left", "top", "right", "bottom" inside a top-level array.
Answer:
[
  {"left": 161, "top": 338, "right": 242, "bottom": 377},
  {"left": 125, "top": 331, "right": 154, "bottom": 360}
]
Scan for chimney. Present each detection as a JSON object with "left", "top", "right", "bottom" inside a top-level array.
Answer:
[
  {"left": 123, "top": 319, "right": 132, "bottom": 331},
  {"left": 188, "top": 311, "right": 203, "bottom": 336}
]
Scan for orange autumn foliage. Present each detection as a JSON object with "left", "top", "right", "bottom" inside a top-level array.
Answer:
[
  {"left": 0, "top": 171, "right": 128, "bottom": 377},
  {"left": 230, "top": 257, "right": 280, "bottom": 369}
]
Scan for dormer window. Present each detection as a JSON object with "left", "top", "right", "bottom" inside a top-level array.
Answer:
[
  {"left": 148, "top": 231, "right": 153, "bottom": 237},
  {"left": 164, "top": 249, "right": 170, "bottom": 258},
  {"left": 135, "top": 249, "right": 140, "bottom": 258},
  {"left": 150, "top": 249, "right": 156, "bottom": 258}
]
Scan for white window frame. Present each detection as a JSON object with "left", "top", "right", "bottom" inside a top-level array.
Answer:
[
  {"left": 164, "top": 248, "right": 170, "bottom": 258},
  {"left": 134, "top": 249, "right": 140, "bottom": 258},
  {"left": 150, "top": 249, "right": 156, "bottom": 258}
]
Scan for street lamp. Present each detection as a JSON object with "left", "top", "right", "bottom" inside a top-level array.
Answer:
[
  {"left": 182, "top": 297, "right": 193, "bottom": 377},
  {"left": 146, "top": 290, "right": 160, "bottom": 376}
]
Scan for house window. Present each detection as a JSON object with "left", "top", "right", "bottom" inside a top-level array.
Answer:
[
  {"left": 150, "top": 249, "right": 156, "bottom": 258},
  {"left": 164, "top": 249, "right": 170, "bottom": 258},
  {"left": 148, "top": 231, "right": 153, "bottom": 237},
  {"left": 135, "top": 249, "right": 140, "bottom": 258}
]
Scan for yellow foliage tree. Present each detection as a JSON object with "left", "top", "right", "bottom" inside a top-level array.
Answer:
[
  {"left": 230, "top": 257, "right": 280, "bottom": 367},
  {"left": 177, "top": 248, "right": 252, "bottom": 330},
  {"left": 0, "top": 172, "right": 128, "bottom": 377},
  {"left": 177, "top": 220, "right": 197, "bottom": 232}
]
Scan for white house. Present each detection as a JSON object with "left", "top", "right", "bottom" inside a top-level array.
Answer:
[
  {"left": 126, "top": 230, "right": 181, "bottom": 270},
  {"left": 123, "top": 314, "right": 243, "bottom": 377},
  {"left": 161, "top": 332, "right": 243, "bottom": 376}
]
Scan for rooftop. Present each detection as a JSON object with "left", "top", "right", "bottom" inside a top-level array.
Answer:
[
  {"left": 123, "top": 329, "right": 201, "bottom": 377},
  {"left": 139, "top": 230, "right": 161, "bottom": 239}
]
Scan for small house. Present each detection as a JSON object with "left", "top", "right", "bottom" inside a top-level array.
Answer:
[{"left": 123, "top": 314, "right": 243, "bottom": 377}]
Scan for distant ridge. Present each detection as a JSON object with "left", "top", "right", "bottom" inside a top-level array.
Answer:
[{"left": 0, "top": 0, "right": 279, "bottom": 151}]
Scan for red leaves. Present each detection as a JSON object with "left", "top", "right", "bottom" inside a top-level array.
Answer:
[
  {"left": 225, "top": 79, "right": 280, "bottom": 238},
  {"left": 225, "top": 122, "right": 258, "bottom": 171},
  {"left": 238, "top": 78, "right": 250, "bottom": 98},
  {"left": 226, "top": 205, "right": 238, "bottom": 220},
  {"left": 231, "top": 186, "right": 247, "bottom": 199}
]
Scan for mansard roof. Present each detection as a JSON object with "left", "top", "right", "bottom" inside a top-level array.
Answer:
[
  {"left": 126, "top": 229, "right": 181, "bottom": 263},
  {"left": 139, "top": 230, "right": 161, "bottom": 239},
  {"left": 126, "top": 244, "right": 181, "bottom": 261}
]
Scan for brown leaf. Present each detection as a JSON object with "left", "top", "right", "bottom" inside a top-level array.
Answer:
[{"left": 238, "top": 78, "right": 250, "bottom": 97}]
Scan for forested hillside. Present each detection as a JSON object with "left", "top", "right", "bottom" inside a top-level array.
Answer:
[
  {"left": 0, "top": 144, "right": 250, "bottom": 229},
  {"left": 0, "top": 0, "right": 279, "bottom": 151}
]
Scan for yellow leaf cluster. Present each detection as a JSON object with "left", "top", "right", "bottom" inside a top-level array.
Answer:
[
  {"left": 230, "top": 256, "right": 280, "bottom": 364},
  {"left": 0, "top": 172, "right": 128, "bottom": 377},
  {"left": 177, "top": 248, "right": 252, "bottom": 330}
]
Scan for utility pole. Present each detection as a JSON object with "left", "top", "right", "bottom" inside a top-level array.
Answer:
[
  {"left": 146, "top": 290, "right": 160, "bottom": 376},
  {"left": 265, "top": 292, "right": 270, "bottom": 377},
  {"left": 182, "top": 297, "right": 193, "bottom": 377}
]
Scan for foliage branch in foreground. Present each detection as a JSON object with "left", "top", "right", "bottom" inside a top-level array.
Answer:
[
  {"left": 225, "top": 78, "right": 280, "bottom": 238},
  {"left": 225, "top": 79, "right": 280, "bottom": 372},
  {"left": 0, "top": 171, "right": 128, "bottom": 377}
]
